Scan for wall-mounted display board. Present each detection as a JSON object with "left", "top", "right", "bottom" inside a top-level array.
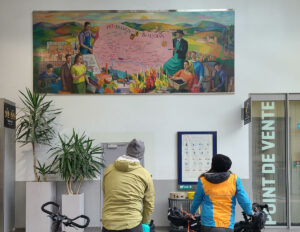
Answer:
[
  {"left": 178, "top": 131, "right": 217, "bottom": 185},
  {"left": 33, "top": 10, "right": 234, "bottom": 95}
]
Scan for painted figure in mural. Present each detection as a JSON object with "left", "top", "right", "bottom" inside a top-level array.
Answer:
[
  {"left": 211, "top": 62, "right": 227, "bottom": 92},
  {"left": 189, "top": 51, "right": 204, "bottom": 93},
  {"left": 163, "top": 29, "right": 188, "bottom": 76},
  {"left": 60, "top": 54, "right": 73, "bottom": 92},
  {"left": 170, "top": 60, "right": 194, "bottom": 92},
  {"left": 71, "top": 54, "right": 91, "bottom": 94},
  {"left": 38, "top": 64, "right": 62, "bottom": 93},
  {"left": 78, "top": 22, "right": 96, "bottom": 54}
]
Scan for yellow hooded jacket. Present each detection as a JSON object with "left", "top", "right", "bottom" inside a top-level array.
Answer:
[{"left": 102, "top": 156, "right": 155, "bottom": 230}]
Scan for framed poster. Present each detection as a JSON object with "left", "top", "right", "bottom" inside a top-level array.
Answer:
[
  {"left": 244, "top": 97, "right": 251, "bottom": 125},
  {"left": 178, "top": 131, "right": 217, "bottom": 185},
  {"left": 4, "top": 103, "right": 16, "bottom": 129},
  {"left": 33, "top": 10, "right": 234, "bottom": 95}
]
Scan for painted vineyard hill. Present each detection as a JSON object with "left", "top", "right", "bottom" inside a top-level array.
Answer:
[{"left": 33, "top": 18, "right": 234, "bottom": 94}]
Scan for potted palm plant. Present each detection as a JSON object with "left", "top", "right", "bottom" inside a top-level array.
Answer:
[
  {"left": 50, "top": 130, "right": 104, "bottom": 232},
  {"left": 16, "top": 88, "right": 61, "bottom": 232}
]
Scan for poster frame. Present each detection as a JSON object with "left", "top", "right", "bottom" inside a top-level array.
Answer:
[{"left": 178, "top": 131, "right": 217, "bottom": 185}]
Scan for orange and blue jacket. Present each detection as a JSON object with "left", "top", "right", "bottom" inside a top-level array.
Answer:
[{"left": 190, "top": 172, "right": 252, "bottom": 229}]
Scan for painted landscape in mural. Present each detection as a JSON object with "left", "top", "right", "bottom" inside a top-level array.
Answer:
[{"left": 33, "top": 11, "right": 234, "bottom": 94}]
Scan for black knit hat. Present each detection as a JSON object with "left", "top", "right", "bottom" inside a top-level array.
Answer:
[{"left": 211, "top": 154, "right": 232, "bottom": 172}]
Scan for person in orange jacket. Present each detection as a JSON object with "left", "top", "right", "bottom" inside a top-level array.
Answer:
[{"left": 191, "top": 154, "right": 252, "bottom": 232}]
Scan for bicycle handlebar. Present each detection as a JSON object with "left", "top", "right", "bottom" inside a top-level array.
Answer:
[
  {"left": 41, "top": 201, "right": 60, "bottom": 215},
  {"left": 252, "top": 203, "right": 269, "bottom": 213},
  {"left": 41, "top": 201, "right": 90, "bottom": 229},
  {"left": 241, "top": 203, "right": 270, "bottom": 222},
  {"left": 68, "top": 215, "right": 90, "bottom": 228}
]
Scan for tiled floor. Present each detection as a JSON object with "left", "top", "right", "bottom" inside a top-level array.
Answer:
[
  {"left": 15, "top": 227, "right": 300, "bottom": 232},
  {"left": 268, "top": 229, "right": 299, "bottom": 232},
  {"left": 84, "top": 227, "right": 300, "bottom": 232}
]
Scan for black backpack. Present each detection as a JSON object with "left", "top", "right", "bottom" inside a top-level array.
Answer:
[
  {"left": 168, "top": 207, "right": 188, "bottom": 227},
  {"left": 168, "top": 207, "right": 201, "bottom": 230}
]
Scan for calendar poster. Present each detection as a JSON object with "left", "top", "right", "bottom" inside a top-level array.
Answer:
[{"left": 178, "top": 131, "right": 217, "bottom": 185}]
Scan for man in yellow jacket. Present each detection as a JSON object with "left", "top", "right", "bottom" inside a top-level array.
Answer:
[{"left": 102, "top": 139, "right": 155, "bottom": 232}]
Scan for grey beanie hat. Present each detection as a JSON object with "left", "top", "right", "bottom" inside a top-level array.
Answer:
[{"left": 126, "top": 139, "right": 145, "bottom": 161}]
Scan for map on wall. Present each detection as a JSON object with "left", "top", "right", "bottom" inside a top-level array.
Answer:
[{"left": 33, "top": 10, "right": 235, "bottom": 95}]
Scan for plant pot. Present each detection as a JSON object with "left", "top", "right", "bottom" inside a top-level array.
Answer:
[
  {"left": 62, "top": 193, "right": 85, "bottom": 232},
  {"left": 26, "top": 182, "right": 56, "bottom": 232}
]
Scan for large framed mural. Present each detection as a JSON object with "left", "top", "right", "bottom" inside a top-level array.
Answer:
[{"left": 33, "top": 10, "right": 234, "bottom": 94}]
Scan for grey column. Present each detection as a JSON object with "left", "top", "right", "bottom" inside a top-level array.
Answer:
[{"left": 0, "top": 99, "right": 16, "bottom": 232}]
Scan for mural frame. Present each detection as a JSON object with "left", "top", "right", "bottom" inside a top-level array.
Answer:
[{"left": 33, "top": 9, "right": 235, "bottom": 95}]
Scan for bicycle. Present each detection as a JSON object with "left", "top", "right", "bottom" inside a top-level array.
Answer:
[
  {"left": 234, "top": 203, "right": 269, "bottom": 232},
  {"left": 168, "top": 203, "right": 269, "bottom": 232},
  {"left": 41, "top": 201, "right": 90, "bottom": 232}
]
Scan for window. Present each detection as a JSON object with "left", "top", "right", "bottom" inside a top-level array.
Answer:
[{"left": 251, "top": 97, "right": 287, "bottom": 226}]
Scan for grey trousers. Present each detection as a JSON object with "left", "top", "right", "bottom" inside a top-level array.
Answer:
[
  {"left": 102, "top": 223, "right": 142, "bottom": 232},
  {"left": 201, "top": 225, "right": 234, "bottom": 232}
]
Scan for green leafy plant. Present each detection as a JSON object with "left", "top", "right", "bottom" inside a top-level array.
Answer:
[
  {"left": 36, "top": 160, "right": 56, "bottom": 182},
  {"left": 50, "top": 130, "right": 105, "bottom": 195},
  {"left": 16, "top": 88, "right": 61, "bottom": 181}
]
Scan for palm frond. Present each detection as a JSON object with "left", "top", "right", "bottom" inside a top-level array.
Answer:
[{"left": 49, "top": 130, "right": 105, "bottom": 194}]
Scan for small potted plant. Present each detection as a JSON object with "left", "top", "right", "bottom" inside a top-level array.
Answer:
[
  {"left": 16, "top": 88, "right": 61, "bottom": 232},
  {"left": 50, "top": 129, "right": 104, "bottom": 232}
]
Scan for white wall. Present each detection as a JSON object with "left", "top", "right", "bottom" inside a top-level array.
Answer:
[{"left": 1, "top": 0, "right": 300, "bottom": 181}]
